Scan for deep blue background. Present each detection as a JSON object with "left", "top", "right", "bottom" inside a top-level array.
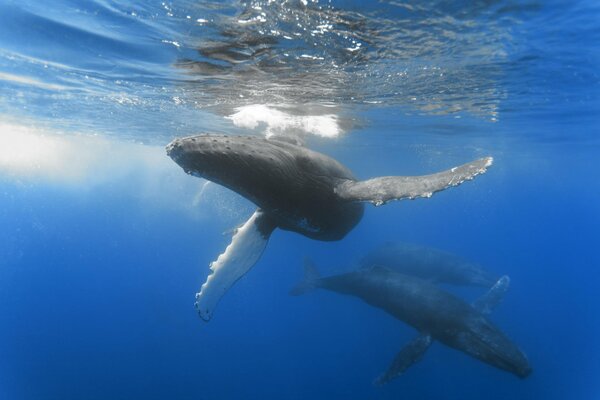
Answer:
[
  {"left": 1, "top": 121, "right": 598, "bottom": 399},
  {"left": 1, "top": 0, "right": 599, "bottom": 399}
]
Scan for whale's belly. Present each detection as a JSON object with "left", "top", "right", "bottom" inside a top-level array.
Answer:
[{"left": 269, "top": 195, "right": 364, "bottom": 241}]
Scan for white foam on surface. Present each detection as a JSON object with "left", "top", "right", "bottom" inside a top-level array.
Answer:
[{"left": 227, "top": 104, "right": 342, "bottom": 139}]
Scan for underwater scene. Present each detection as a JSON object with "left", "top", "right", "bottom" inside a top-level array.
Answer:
[{"left": 0, "top": 0, "right": 598, "bottom": 399}]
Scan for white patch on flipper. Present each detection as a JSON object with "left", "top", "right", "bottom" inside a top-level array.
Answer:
[
  {"left": 195, "top": 210, "right": 273, "bottom": 321},
  {"left": 472, "top": 275, "right": 510, "bottom": 315}
]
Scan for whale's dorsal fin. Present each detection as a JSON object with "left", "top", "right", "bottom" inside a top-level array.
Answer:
[
  {"left": 374, "top": 333, "right": 433, "bottom": 386},
  {"left": 195, "top": 209, "right": 277, "bottom": 321},
  {"left": 334, "top": 157, "right": 493, "bottom": 206},
  {"left": 472, "top": 275, "right": 510, "bottom": 315}
]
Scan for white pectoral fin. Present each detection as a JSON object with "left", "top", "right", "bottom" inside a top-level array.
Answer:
[
  {"left": 195, "top": 209, "right": 276, "bottom": 321},
  {"left": 472, "top": 275, "right": 510, "bottom": 315},
  {"left": 335, "top": 157, "right": 493, "bottom": 206}
]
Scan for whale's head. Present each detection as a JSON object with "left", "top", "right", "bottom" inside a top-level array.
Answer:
[
  {"left": 166, "top": 134, "right": 356, "bottom": 194},
  {"left": 455, "top": 317, "right": 532, "bottom": 379},
  {"left": 166, "top": 134, "right": 302, "bottom": 195},
  {"left": 167, "top": 134, "right": 249, "bottom": 181},
  {"left": 167, "top": 134, "right": 329, "bottom": 206}
]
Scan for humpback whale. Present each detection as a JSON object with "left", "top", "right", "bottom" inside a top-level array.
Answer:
[
  {"left": 166, "top": 134, "right": 493, "bottom": 321},
  {"left": 291, "top": 261, "right": 531, "bottom": 383},
  {"left": 359, "top": 242, "right": 498, "bottom": 287}
]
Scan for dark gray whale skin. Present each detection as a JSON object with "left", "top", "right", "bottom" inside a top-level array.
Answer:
[
  {"left": 306, "top": 266, "right": 531, "bottom": 378},
  {"left": 360, "top": 242, "right": 498, "bottom": 287},
  {"left": 167, "top": 134, "right": 363, "bottom": 240}
]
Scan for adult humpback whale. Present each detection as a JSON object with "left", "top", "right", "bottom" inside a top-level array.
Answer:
[
  {"left": 291, "top": 261, "right": 531, "bottom": 383},
  {"left": 166, "top": 134, "right": 493, "bottom": 320},
  {"left": 359, "top": 241, "right": 498, "bottom": 288}
]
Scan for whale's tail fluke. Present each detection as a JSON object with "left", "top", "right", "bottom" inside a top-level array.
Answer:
[{"left": 290, "top": 258, "right": 321, "bottom": 296}]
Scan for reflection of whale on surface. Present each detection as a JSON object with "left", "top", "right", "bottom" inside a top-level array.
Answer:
[
  {"left": 291, "top": 261, "right": 531, "bottom": 384},
  {"left": 166, "top": 134, "right": 493, "bottom": 321},
  {"left": 360, "top": 242, "right": 498, "bottom": 287}
]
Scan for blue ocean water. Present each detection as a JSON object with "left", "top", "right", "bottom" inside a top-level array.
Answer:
[{"left": 0, "top": 0, "right": 598, "bottom": 399}]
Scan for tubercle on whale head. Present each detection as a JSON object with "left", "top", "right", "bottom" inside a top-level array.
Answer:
[
  {"left": 166, "top": 134, "right": 250, "bottom": 178},
  {"left": 164, "top": 134, "right": 303, "bottom": 204},
  {"left": 166, "top": 134, "right": 228, "bottom": 160},
  {"left": 165, "top": 134, "right": 355, "bottom": 186}
]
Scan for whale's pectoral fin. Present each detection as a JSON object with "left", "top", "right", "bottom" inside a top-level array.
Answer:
[
  {"left": 195, "top": 209, "right": 277, "bottom": 321},
  {"left": 472, "top": 275, "right": 510, "bottom": 315},
  {"left": 335, "top": 157, "right": 493, "bottom": 206},
  {"left": 374, "top": 334, "right": 433, "bottom": 386}
]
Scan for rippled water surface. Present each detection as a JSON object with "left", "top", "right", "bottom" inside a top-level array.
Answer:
[
  {"left": 0, "top": 1, "right": 598, "bottom": 399},
  {"left": 1, "top": 0, "right": 597, "bottom": 139}
]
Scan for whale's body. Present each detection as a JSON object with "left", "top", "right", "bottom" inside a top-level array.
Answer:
[
  {"left": 292, "top": 263, "right": 531, "bottom": 383},
  {"left": 166, "top": 134, "right": 493, "bottom": 321},
  {"left": 167, "top": 134, "right": 363, "bottom": 240},
  {"left": 360, "top": 242, "right": 498, "bottom": 287}
]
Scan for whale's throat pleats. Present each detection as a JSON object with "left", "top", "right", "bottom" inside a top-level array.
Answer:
[{"left": 194, "top": 209, "right": 276, "bottom": 321}]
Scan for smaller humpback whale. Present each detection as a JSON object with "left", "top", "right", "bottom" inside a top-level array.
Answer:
[
  {"left": 291, "top": 261, "right": 531, "bottom": 383},
  {"left": 166, "top": 134, "right": 492, "bottom": 321},
  {"left": 359, "top": 242, "right": 498, "bottom": 287}
]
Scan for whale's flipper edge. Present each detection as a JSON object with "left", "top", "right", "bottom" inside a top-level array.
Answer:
[
  {"left": 375, "top": 334, "right": 433, "bottom": 386},
  {"left": 472, "top": 275, "right": 510, "bottom": 315},
  {"left": 335, "top": 157, "right": 493, "bottom": 206},
  {"left": 195, "top": 209, "right": 276, "bottom": 321}
]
